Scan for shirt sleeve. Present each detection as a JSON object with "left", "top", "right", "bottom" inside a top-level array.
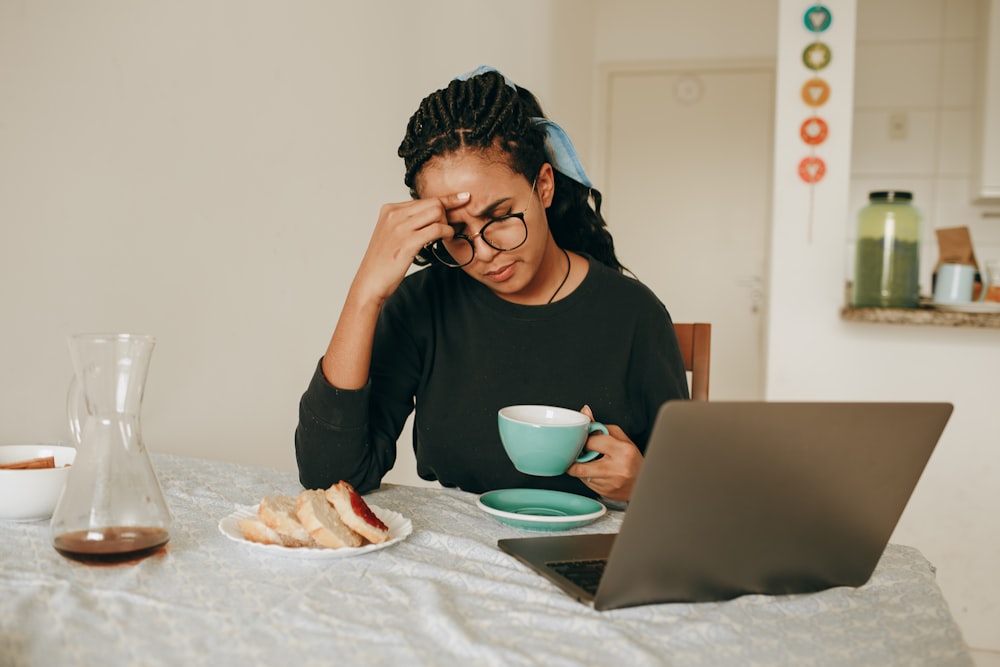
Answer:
[
  {"left": 626, "top": 294, "right": 691, "bottom": 450},
  {"left": 294, "top": 280, "right": 424, "bottom": 493},
  {"left": 294, "top": 359, "right": 397, "bottom": 493}
]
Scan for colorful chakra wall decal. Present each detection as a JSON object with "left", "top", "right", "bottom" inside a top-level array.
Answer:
[
  {"left": 800, "top": 116, "right": 829, "bottom": 145},
  {"left": 797, "top": 3, "right": 833, "bottom": 240}
]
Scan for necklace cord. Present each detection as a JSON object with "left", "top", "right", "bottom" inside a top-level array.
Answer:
[{"left": 547, "top": 247, "right": 571, "bottom": 304}]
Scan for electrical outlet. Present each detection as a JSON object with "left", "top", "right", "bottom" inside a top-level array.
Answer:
[{"left": 889, "top": 112, "right": 908, "bottom": 140}]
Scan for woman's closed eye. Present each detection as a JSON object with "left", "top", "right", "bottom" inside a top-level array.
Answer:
[
  {"left": 486, "top": 210, "right": 517, "bottom": 224},
  {"left": 449, "top": 212, "right": 507, "bottom": 237}
]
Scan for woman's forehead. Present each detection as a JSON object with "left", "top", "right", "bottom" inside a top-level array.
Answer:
[{"left": 415, "top": 149, "right": 521, "bottom": 198}]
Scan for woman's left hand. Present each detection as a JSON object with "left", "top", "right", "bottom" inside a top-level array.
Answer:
[{"left": 567, "top": 406, "right": 643, "bottom": 502}]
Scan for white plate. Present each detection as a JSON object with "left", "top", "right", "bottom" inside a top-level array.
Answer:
[
  {"left": 930, "top": 301, "right": 1000, "bottom": 314},
  {"left": 218, "top": 503, "right": 412, "bottom": 559}
]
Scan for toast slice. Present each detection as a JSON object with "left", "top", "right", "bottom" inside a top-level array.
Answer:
[
  {"left": 295, "top": 489, "right": 363, "bottom": 549},
  {"left": 257, "top": 494, "right": 317, "bottom": 548},
  {"left": 238, "top": 517, "right": 301, "bottom": 547},
  {"left": 325, "top": 481, "right": 390, "bottom": 544}
]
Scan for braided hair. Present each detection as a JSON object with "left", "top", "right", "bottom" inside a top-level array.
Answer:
[{"left": 398, "top": 71, "right": 625, "bottom": 273}]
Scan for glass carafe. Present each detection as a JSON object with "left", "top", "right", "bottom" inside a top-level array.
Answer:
[{"left": 51, "top": 333, "right": 171, "bottom": 563}]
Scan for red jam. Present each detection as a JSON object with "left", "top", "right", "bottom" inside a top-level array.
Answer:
[{"left": 349, "top": 490, "right": 388, "bottom": 531}]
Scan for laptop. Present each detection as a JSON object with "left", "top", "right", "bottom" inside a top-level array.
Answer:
[{"left": 498, "top": 400, "right": 953, "bottom": 611}]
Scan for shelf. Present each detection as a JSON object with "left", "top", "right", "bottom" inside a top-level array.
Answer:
[{"left": 840, "top": 304, "right": 1000, "bottom": 329}]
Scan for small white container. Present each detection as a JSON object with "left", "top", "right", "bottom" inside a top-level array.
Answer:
[{"left": 0, "top": 444, "right": 77, "bottom": 522}]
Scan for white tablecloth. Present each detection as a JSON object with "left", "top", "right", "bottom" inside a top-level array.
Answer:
[{"left": 0, "top": 454, "right": 972, "bottom": 667}]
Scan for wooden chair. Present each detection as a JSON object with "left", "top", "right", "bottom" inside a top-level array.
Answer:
[{"left": 673, "top": 323, "right": 712, "bottom": 401}]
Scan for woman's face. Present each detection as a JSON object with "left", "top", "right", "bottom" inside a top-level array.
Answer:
[{"left": 415, "top": 149, "right": 557, "bottom": 303}]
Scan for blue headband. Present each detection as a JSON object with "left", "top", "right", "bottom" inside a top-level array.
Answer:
[{"left": 453, "top": 66, "right": 593, "bottom": 189}]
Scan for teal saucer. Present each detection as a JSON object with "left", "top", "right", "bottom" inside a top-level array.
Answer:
[{"left": 477, "top": 488, "right": 607, "bottom": 532}]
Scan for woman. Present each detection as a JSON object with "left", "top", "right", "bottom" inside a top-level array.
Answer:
[{"left": 295, "top": 67, "right": 688, "bottom": 502}]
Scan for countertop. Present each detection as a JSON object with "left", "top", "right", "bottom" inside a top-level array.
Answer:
[{"left": 840, "top": 303, "right": 1000, "bottom": 328}]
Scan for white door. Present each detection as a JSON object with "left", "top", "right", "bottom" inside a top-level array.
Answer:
[{"left": 600, "top": 64, "right": 775, "bottom": 400}]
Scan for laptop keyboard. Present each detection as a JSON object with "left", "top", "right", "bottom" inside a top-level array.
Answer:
[{"left": 546, "top": 559, "right": 607, "bottom": 596}]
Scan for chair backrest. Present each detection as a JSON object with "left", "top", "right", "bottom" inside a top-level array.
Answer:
[{"left": 673, "top": 323, "right": 711, "bottom": 401}]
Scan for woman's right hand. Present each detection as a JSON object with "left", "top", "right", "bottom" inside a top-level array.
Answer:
[
  {"left": 322, "top": 191, "right": 471, "bottom": 389},
  {"left": 352, "top": 191, "right": 471, "bottom": 304}
]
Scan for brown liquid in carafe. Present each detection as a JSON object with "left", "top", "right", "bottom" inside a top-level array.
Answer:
[{"left": 54, "top": 527, "right": 169, "bottom": 564}]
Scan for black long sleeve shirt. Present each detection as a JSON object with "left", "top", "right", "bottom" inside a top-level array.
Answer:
[{"left": 295, "top": 255, "right": 689, "bottom": 496}]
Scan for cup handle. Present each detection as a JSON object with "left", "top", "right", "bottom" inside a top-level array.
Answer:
[
  {"left": 978, "top": 268, "right": 989, "bottom": 302},
  {"left": 66, "top": 376, "right": 83, "bottom": 446},
  {"left": 576, "top": 422, "right": 608, "bottom": 463}
]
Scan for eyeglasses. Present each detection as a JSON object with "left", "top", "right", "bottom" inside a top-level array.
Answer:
[{"left": 428, "top": 179, "right": 536, "bottom": 268}]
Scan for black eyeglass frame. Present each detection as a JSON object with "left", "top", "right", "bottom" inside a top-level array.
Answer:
[{"left": 427, "top": 179, "right": 537, "bottom": 268}]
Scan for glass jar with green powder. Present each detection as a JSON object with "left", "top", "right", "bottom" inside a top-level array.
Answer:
[{"left": 850, "top": 191, "right": 921, "bottom": 308}]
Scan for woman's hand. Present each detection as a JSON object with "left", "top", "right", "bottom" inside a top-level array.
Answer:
[
  {"left": 352, "top": 192, "right": 471, "bottom": 304},
  {"left": 322, "top": 191, "right": 469, "bottom": 390},
  {"left": 567, "top": 405, "right": 643, "bottom": 502}
]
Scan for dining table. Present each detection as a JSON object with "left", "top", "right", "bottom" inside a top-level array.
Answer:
[{"left": 0, "top": 452, "right": 973, "bottom": 667}]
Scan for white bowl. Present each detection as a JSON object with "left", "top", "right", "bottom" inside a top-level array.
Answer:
[{"left": 0, "top": 444, "right": 77, "bottom": 522}]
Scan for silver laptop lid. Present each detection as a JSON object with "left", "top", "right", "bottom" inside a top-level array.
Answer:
[{"left": 592, "top": 401, "right": 953, "bottom": 610}]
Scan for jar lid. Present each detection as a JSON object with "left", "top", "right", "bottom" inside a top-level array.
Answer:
[{"left": 869, "top": 191, "right": 913, "bottom": 202}]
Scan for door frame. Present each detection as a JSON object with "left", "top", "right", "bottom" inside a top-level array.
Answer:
[{"left": 592, "top": 59, "right": 777, "bottom": 398}]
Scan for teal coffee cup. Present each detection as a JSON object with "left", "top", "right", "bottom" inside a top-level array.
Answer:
[{"left": 498, "top": 405, "right": 607, "bottom": 476}]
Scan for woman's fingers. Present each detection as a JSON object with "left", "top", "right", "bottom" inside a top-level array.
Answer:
[
  {"left": 380, "top": 192, "right": 471, "bottom": 252},
  {"left": 441, "top": 191, "right": 472, "bottom": 209},
  {"left": 567, "top": 428, "right": 642, "bottom": 502},
  {"left": 355, "top": 192, "right": 472, "bottom": 300}
]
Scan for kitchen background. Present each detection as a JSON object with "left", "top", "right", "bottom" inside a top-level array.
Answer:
[{"left": 1, "top": 0, "right": 997, "bottom": 660}]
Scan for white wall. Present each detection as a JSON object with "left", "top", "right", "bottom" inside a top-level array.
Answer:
[
  {"left": 592, "top": 0, "right": 779, "bottom": 62},
  {"left": 0, "top": 0, "right": 596, "bottom": 469}
]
